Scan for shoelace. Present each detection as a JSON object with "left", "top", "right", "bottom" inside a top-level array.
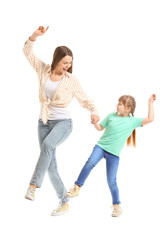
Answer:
[
  {"left": 28, "top": 188, "right": 35, "bottom": 196},
  {"left": 111, "top": 205, "right": 120, "bottom": 214},
  {"left": 54, "top": 203, "right": 64, "bottom": 211}
]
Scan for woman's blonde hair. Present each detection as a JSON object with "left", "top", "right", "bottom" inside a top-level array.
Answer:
[{"left": 118, "top": 95, "right": 136, "bottom": 147}]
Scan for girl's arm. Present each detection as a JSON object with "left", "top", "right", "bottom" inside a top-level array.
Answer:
[
  {"left": 142, "top": 94, "right": 156, "bottom": 126},
  {"left": 94, "top": 122, "right": 105, "bottom": 131}
]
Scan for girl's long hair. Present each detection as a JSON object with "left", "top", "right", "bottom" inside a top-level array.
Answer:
[
  {"left": 118, "top": 95, "right": 136, "bottom": 147},
  {"left": 51, "top": 46, "right": 73, "bottom": 73}
]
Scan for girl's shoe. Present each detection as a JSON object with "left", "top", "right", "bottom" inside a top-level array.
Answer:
[
  {"left": 66, "top": 184, "right": 81, "bottom": 198},
  {"left": 25, "top": 186, "right": 36, "bottom": 201},
  {"left": 111, "top": 204, "right": 122, "bottom": 217},
  {"left": 51, "top": 202, "right": 69, "bottom": 216}
]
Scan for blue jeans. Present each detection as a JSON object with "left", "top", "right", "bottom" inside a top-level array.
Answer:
[
  {"left": 75, "top": 145, "right": 120, "bottom": 205},
  {"left": 30, "top": 118, "right": 73, "bottom": 203}
]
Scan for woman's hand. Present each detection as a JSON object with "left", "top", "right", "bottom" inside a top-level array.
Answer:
[
  {"left": 91, "top": 114, "right": 100, "bottom": 124},
  {"left": 29, "top": 26, "right": 49, "bottom": 41}
]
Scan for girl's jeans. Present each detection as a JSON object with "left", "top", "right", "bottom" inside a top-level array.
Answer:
[
  {"left": 30, "top": 118, "right": 73, "bottom": 203},
  {"left": 75, "top": 145, "right": 121, "bottom": 205}
]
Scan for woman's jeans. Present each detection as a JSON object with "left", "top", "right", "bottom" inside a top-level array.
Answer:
[
  {"left": 30, "top": 118, "right": 73, "bottom": 203},
  {"left": 75, "top": 145, "right": 120, "bottom": 205}
]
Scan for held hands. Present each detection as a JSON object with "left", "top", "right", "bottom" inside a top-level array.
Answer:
[
  {"left": 30, "top": 26, "right": 49, "bottom": 41},
  {"left": 91, "top": 114, "right": 100, "bottom": 124},
  {"left": 149, "top": 94, "right": 156, "bottom": 103}
]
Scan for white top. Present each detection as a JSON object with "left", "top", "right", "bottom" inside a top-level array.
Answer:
[{"left": 40, "top": 78, "right": 71, "bottom": 120}]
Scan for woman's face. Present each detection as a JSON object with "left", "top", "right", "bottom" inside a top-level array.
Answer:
[{"left": 55, "top": 55, "right": 73, "bottom": 74}]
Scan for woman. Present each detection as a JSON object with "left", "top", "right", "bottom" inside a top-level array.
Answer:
[{"left": 23, "top": 26, "right": 99, "bottom": 216}]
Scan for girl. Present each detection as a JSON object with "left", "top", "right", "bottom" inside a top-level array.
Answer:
[
  {"left": 23, "top": 26, "right": 99, "bottom": 216},
  {"left": 67, "top": 94, "right": 156, "bottom": 217}
]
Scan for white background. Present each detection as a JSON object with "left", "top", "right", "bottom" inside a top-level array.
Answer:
[{"left": 1, "top": 0, "right": 165, "bottom": 239}]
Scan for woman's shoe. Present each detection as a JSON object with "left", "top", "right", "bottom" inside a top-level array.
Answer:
[
  {"left": 25, "top": 186, "right": 36, "bottom": 201},
  {"left": 51, "top": 202, "right": 69, "bottom": 216},
  {"left": 66, "top": 184, "right": 81, "bottom": 198}
]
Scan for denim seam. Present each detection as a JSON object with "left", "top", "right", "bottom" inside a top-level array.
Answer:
[{"left": 54, "top": 124, "right": 72, "bottom": 147}]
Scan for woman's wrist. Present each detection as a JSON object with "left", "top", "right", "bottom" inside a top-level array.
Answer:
[{"left": 29, "top": 33, "right": 37, "bottom": 41}]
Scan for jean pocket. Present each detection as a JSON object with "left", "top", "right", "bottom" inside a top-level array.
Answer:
[
  {"left": 38, "top": 119, "right": 46, "bottom": 126},
  {"left": 66, "top": 118, "right": 73, "bottom": 131},
  {"left": 38, "top": 119, "right": 43, "bottom": 123}
]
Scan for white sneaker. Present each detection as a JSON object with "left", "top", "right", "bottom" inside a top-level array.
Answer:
[
  {"left": 51, "top": 202, "right": 69, "bottom": 216},
  {"left": 25, "top": 186, "right": 36, "bottom": 201},
  {"left": 66, "top": 184, "right": 81, "bottom": 198},
  {"left": 111, "top": 204, "right": 122, "bottom": 217}
]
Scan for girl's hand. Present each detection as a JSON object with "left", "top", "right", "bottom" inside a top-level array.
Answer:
[
  {"left": 94, "top": 122, "right": 104, "bottom": 131},
  {"left": 30, "top": 26, "right": 49, "bottom": 41},
  {"left": 149, "top": 94, "right": 156, "bottom": 103},
  {"left": 142, "top": 94, "right": 156, "bottom": 126}
]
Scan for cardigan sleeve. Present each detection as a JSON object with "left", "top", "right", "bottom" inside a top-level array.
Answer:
[
  {"left": 23, "top": 38, "right": 47, "bottom": 73},
  {"left": 72, "top": 77, "right": 99, "bottom": 115}
]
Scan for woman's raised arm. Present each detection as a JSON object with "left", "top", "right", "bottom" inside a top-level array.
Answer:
[
  {"left": 23, "top": 26, "right": 49, "bottom": 73},
  {"left": 29, "top": 26, "right": 49, "bottom": 41}
]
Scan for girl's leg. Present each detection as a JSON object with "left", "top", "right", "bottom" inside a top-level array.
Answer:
[
  {"left": 75, "top": 145, "right": 104, "bottom": 187},
  {"left": 105, "top": 152, "right": 121, "bottom": 205},
  {"left": 30, "top": 119, "right": 72, "bottom": 199}
]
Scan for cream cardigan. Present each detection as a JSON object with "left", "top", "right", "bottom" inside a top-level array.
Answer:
[{"left": 23, "top": 38, "right": 99, "bottom": 124}]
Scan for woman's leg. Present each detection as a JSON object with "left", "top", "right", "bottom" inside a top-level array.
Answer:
[
  {"left": 75, "top": 145, "right": 104, "bottom": 187},
  {"left": 105, "top": 151, "right": 120, "bottom": 205},
  {"left": 30, "top": 119, "right": 72, "bottom": 201},
  {"left": 48, "top": 149, "right": 68, "bottom": 203},
  {"left": 25, "top": 120, "right": 51, "bottom": 199}
]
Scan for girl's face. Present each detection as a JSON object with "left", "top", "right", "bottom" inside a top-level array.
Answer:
[
  {"left": 116, "top": 101, "right": 130, "bottom": 116},
  {"left": 55, "top": 55, "right": 72, "bottom": 74}
]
